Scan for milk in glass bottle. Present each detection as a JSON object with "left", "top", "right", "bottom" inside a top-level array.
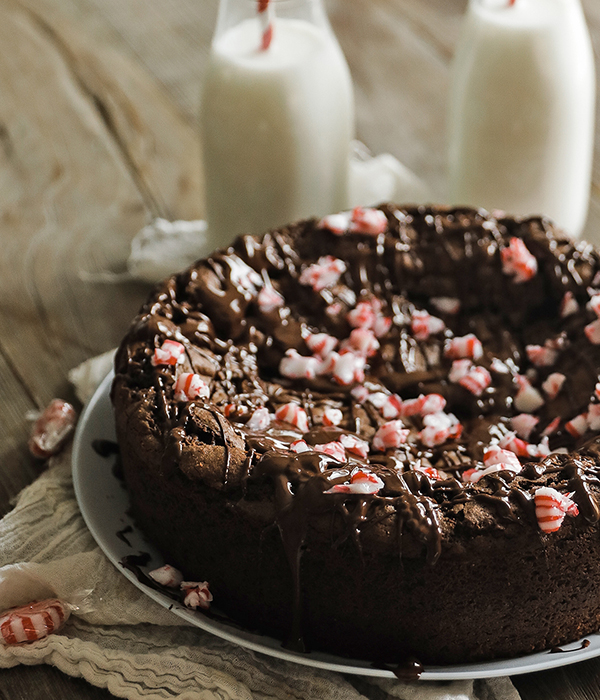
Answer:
[
  {"left": 448, "top": 0, "right": 595, "bottom": 238},
  {"left": 200, "top": 0, "right": 355, "bottom": 245}
]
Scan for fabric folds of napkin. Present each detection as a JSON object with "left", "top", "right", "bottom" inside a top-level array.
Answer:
[{"left": 0, "top": 354, "right": 521, "bottom": 700}]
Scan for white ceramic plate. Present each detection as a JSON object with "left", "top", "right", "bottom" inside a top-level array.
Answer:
[{"left": 72, "top": 371, "right": 600, "bottom": 680}]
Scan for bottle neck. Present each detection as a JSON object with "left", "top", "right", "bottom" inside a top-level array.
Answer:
[{"left": 213, "top": 0, "right": 331, "bottom": 42}]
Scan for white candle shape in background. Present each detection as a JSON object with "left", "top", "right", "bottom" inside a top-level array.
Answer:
[
  {"left": 200, "top": 0, "right": 355, "bottom": 246},
  {"left": 448, "top": 0, "right": 595, "bottom": 239}
]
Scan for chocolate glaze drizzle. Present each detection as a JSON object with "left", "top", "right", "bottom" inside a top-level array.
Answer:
[{"left": 112, "top": 205, "right": 600, "bottom": 657}]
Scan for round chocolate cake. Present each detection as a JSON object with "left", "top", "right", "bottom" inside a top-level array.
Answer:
[{"left": 112, "top": 205, "right": 600, "bottom": 667}]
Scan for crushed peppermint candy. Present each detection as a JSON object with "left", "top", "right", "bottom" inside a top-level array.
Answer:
[
  {"left": 448, "top": 359, "right": 473, "bottom": 383},
  {"left": 298, "top": 256, "right": 346, "bottom": 291},
  {"left": 173, "top": 373, "right": 210, "bottom": 402},
  {"left": 542, "top": 372, "right": 566, "bottom": 400},
  {"left": 305, "top": 332, "right": 338, "bottom": 357},
  {"left": 483, "top": 445, "right": 522, "bottom": 473},
  {"left": 339, "top": 433, "right": 370, "bottom": 459},
  {"left": 28, "top": 399, "right": 77, "bottom": 459},
  {"left": 257, "top": 285, "right": 284, "bottom": 313},
  {"left": 279, "top": 349, "right": 319, "bottom": 380},
  {"left": 419, "top": 412, "right": 462, "bottom": 447},
  {"left": 560, "top": 291, "right": 579, "bottom": 317},
  {"left": 458, "top": 365, "right": 492, "bottom": 397},
  {"left": 585, "top": 319, "right": 600, "bottom": 345},
  {"left": 149, "top": 565, "right": 183, "bottom": 588},
  {"left": 290, "top": 439, "right": 310, "bottom": 453},
  {"left": 181, "top": 581, "right": 213, "bottom": 610},
  {"left": 410, "top": 309, "right": 446, "bottom": 341},
  {"left": 350, "top": 385, "right": 370, "bottom": 403},
  {"left": 514, "top": 375, "right": 545, "bottom": 413},
  {"left": 430, "top": 297, "right": 461, "bottom": 315},
  {"left": 332, "top": 352, "right": 365, "bottom": 386},
  {"left": 534, "top": 487, "right": 578, "bottom": 533},
  {"left": 372, "top": 420, "right": 410, "bottom": 451},
  {"left": 246, "top": 407, "right": 271, "bottom": 431},
  {"left": 565, "top": 413, "right": 589, "bottom": 438},
  {"left": 444, "top": 334, "right": 483, "bottom": 361},
  {"left": 588, "top": 403, "right": 600, "bottom": 430},
  {"left": 587, "top": 294, "right": 600, "bottom": 318},
  {"left": 414, "top": 465, "right": 446, "bottom": 481},
  {"left": 152, "top": 339, "right": 185, "bottom": 366},
  {"left": 319, "top": 207, "right": 387, "bottom": 236},
  {"left": 0, "top": 599, "right": 70, "bottom": 645},
  {"left": 347, "top": 300, "right": 376, "bottom": 329},
  {"left": 322, "top": 407, "right": 343, "bottom": 427},
  {"left": 326, "top": 469, "right": 384, "bottom": 495},
  {"left": 501, "top": 237, "right": 538, "bottom": 283},
  {"left": 511, "top": 414, "right": 539, "bottom": 441},
  {"left": 498, "top": 431, "right": 531, "bottom": 458},
  {"left": 315, "top": 441, "right": 346, "bottom": 463},
  {"left": 344, "top": 328, "right": 380, "bottom": 357},
  {"left": 275, "top": 403, "right": 309, "bottom": 432},
  {"left": 318, "top": 210, "right": 352, "bottom": 235},
  {"left": 526, "top": 344, "right": 558, "bottom": 368}
]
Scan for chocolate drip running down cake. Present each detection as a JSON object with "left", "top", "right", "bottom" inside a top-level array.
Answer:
[{"left": 112, "top": 205, "right": 600, "bottom": 666}]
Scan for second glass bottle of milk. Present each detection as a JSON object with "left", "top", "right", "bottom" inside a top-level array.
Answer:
[
  {"left": 448, "top": 0, "right": 595, "bottom": 239},
  {"left": 200, "top": 0, "right": 355, "bottom": 245}
]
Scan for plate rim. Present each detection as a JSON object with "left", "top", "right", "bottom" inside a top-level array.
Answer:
[{"left": 72, "top": 371, "right": 600, "bottom": 680}]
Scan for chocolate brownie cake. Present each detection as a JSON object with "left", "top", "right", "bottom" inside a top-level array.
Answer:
[{"left": 112, "top": 205, "right": 600, "bottom": 666}]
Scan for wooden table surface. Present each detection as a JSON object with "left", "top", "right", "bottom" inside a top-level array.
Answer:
[{"left": 2, "top": 0, "right": 600, "bottom": 697}]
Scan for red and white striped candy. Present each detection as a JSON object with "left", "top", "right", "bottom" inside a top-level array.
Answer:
[
  {"left": 373, "top": 314, "right": 392, "bottom": 338},
  {"left": 410, "top": 310, "right": 445, "bottom": 341},
  {"left": 326, "top": 469, "right": 384, "bottom": 495},
  {"left": 173, "top": 373, "right": 209, "bottom": 402},
  {"left": 372, "top": 420, "right": 410, "bottom": 451},
  {"left": 430, "top": 297, "right": 461, "bottom": 315},
  {"left": 257, "top": 286, "right": 284, "bottom": 313},
  {"left": 339, "top": 433, "right": 370, "bottom": 459},
  {"left": 511, "top": 414, "right": 539, "bottom": 441},
  {"left": 527, "top": 437, "right": 550, "bottom": 459},
  {"left": 223, "top": 403, "right": 248, "bottom": 419},
  {"left": 246, "top": 407, "right": 271, "bottom": 431},
  {"left": 332, "top": 352, "right": 365, "bottom": 386},
  {"left": 299, "top": 256, "right": 346, "bottom": 292},
  {"left": 588, "top": 294, "right": 600, "bottom": 318},
  {"left": 181, "top": 581, "right": 213, "bottom": 610},
  {"left": 315, "top": 441, "right": 346, "bottom": 463},
  {"left": 534, "top": 487, "right": 578, "bottom": 533},
  {"left": 565, "top": 413, "right": 588, "bottom": 438},
  {"left": 318, "top": 211, "right": 353, "bottom": 235},
  {"left": 444, "top": 334, "right": 483, "bottom": 361},
  {"left": 414, "top": 465, "right": 446, "bottom": 481},
  {"left": 448, "top": 359, "right": 473, "bottom": 383},
  {"left": 347, "top": 301, "right": 376, "bottom": 330},
  {"left": 501, "top": 237, "right": 538, "bottom": 283},
  {"left": 28, "top": 399, "right": 77, "bottom": 459},
  {"left": 588, "top": 403, "right": 600, "bottom": 431},
  {"left": 459, "top": 366, "right": 492, "bottom": 397},
  {"left": 397, "top": 394, "right": 447, "bottom": 418},
  {"left": 560, "top": 291, "right": 579, "bottom": 318},
  {"left": 419, "top": 411, "right": 462, "bottom": 447},
  {"left": 152, "top": 339, "right": 185, "bottom": 366},
  {"left": 290, "top": 439, "right": 311, "bottom": 453},
  {"left": 325, "top": 302, "right": 343, "bottom": 318},
  {"left": 595, "top": 382, "right": 600, "bottom": 401},
  {"left": 542, "top": 416, "right": 561, "bottom": 437},
  {"left": 526, "top": 344, "right": 558, "bottom": 367},
  {"left": 275, "top": 403, "right": 309, "bottom": 432},
  {"left": 305, "top": 332, "right": 338, "bottom": 357},
  {"left": 279, "top": 349, "right": 319, "bottom": 380},
  {"left": 585, "top": 319, "right": 600, "bottom": 345},
  {"left": 0, "top": 599, "right": 69, "bottom": 645},
  {"left": 381, "top": 394, "right": 402, "bottom": 419},
  {"left": 322, "top": 407, "right": 343, "bottom": 427},
  {"left": 542, "top": 372, "right": 566, "bottom": 400},
  {"left": 498, "top": 431, "right": 530, "bottom": 457},
  {"left": 463, "top": 465, "right": 505, "bottom": 483},
  {"left": 149, "top": 565, "right": 183, "bottom": 588},
  {"left": 514, "top": 376, "right": 545, "bottom": 413},
  {"left": 350, "top": 385, "right": 370, "bottom": 403},
  {"left": 345, "top": 327, "right": 380, "bottom": 357},
  {"left": 483, "top": 445, "right": 522, "bottom": 473},
  {"left": 349, "top": 207, "right": 388, "bottom": 235}
]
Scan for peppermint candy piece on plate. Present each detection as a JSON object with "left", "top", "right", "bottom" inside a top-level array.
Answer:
[
  {"left": 275, "top": 402, "right": 309, "bottom": 432},
  {"left": 444, "top": 334, "right": 483, "bottom": 361},
  {"left": 542, "top": 372, "right": 566, "bottom": 400},
  {"left": 279, "top": 349, "right": 319, "bottom": 380},
  {"left": 315, "top": 440, "right": 346, "bottom": 463},
  {"left": 326, "top": 469, "right": 384, "bottom": 495},
  {"left": 410, "top": 309, "right": 445, "bottom": 341},
  {"left": 534, "top": 487, "right": 578, "bottom": 533},
  {"left": 339, "top": 433, "right": 370, "bottom": 459},
  {"left": 372, "top": 420, "right": 410, "bottom": 451},
  {"left": 245, "top": 407, "right": 271, "bottom": 431},
  {"left": 0, "top": 599, "right": 70, "bottom": 645},
  {"left": 299, "top": 256, "right": 346, "bottom": 291},
  {"left": 149, "top": 565, "right": 183, "bottom": 588},
  {"left": 173, "top": 373, "right": 210, "bottom": 402},
  {"left": 322, "top": 407, "right": 343, "bottom": 427},
  {"left": 181, "top": 581, "right": 213, "bottom": 610},
  {"left": 29, "top": 398, "right": 77, "bottom": 459}
]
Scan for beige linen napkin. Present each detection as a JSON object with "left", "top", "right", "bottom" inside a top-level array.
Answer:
[{"left": 0, "top": 355, "right": 521, "bottom": 700}]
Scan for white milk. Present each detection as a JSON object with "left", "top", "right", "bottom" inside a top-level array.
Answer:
[
  {"left": 200, "top": 15, "right": 354, "bottom": 245},
  {"left": 448, "top": 0, "right": 595, "bottom": 238}
]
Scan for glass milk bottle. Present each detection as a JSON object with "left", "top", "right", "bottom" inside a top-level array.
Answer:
[
  {"left": 448, "top": 0, "right": 595, "bottom": 239},
  {"left": 200, "top": 0, "right": 355, "bottom": 245}
]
